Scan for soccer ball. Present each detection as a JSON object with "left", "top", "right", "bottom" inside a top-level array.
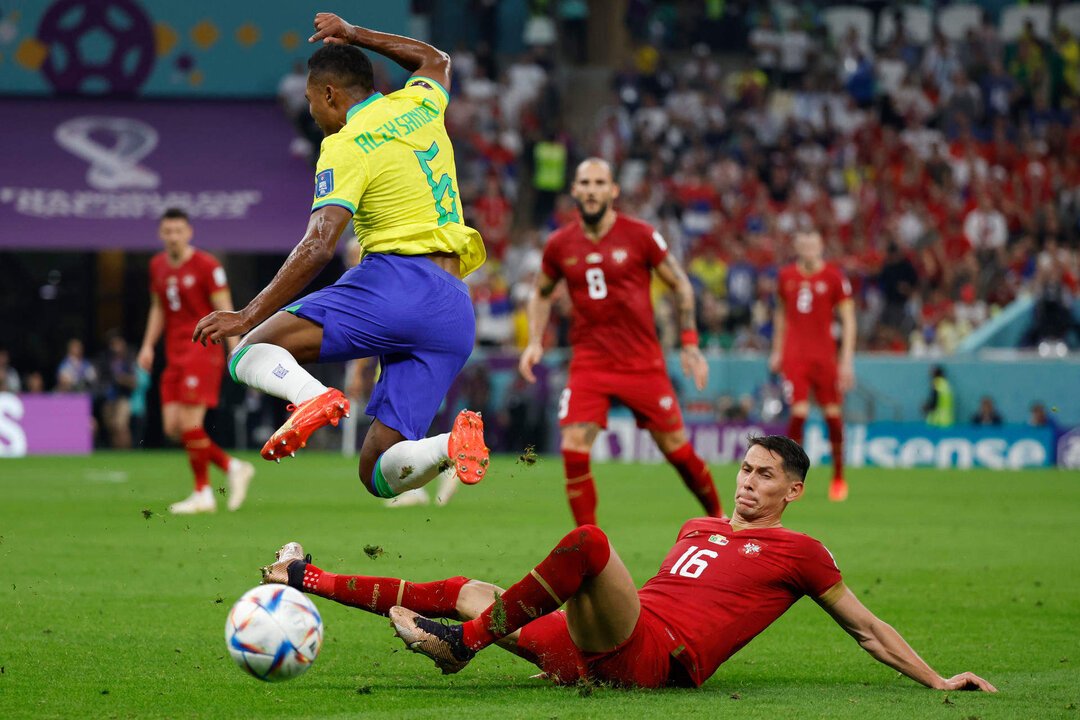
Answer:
[{"left": 225, "top": 584, "right": 323, "bottom": 682}]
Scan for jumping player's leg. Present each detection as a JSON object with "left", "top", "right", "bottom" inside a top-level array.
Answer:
[
  {"left": 230, "top": 312, "right": 328, "bottom": 403},
  {"left": 389, "top": 525, "right": 641, "bottom": 674},
  {"left": 560, "top": 422, "right": 603, "bottom": 527},
  {"left": 651, "top": 428, "right": 723, "bottom": 518}
]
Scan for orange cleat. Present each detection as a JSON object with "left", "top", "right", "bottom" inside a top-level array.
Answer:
[
  {"left": 261, "top": 388, "right": 349, "bottom": 462},
  {"left": 447, "top": 410, "right": 489, "bottom": 485},
  {"left": 829, "top": 477, "right": 849, "bottom": 502}
]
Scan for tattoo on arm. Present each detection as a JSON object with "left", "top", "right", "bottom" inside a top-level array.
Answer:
[{"left": 661, "top": 255, "right": 696, "bottom": 332}]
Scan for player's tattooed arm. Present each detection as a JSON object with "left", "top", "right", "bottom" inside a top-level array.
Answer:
[
  {"left": 817, "top": 584, "right": 998, "bottom": 692},
  {"left": 309, "top": 13, "right": 452, "bottom": 94},
  {"left": 192, "top": 206, "right": 351, "bottom": 346},
  {"left": 519, "top": 271, "right": 560, "bottom": 383},
  {"left": 655, "top": 254, "right": 708, "bottom": 390},
  {"left": 655, "top": 254, "right": 697, "bottom": 333}
]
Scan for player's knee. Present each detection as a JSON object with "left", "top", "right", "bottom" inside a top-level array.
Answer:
[
  {"left": 790, "top": 402, "right": 810, "bottom": 418},
  {"left": 823, "top": 404, "right": 842, "bottom": 418},
  {"left": 561, "top": 524, "right": 611, "bottom": 575}
]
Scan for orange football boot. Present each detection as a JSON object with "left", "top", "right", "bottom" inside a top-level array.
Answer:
[
  {"left": 261, "top": 388, "right": 349, "bottom": 462},
  {"left": 829, "top": 477, "right": 849, "bottom": 502},
  {"left": 447, "top": 410, "right": 489, "bottom": 485}
]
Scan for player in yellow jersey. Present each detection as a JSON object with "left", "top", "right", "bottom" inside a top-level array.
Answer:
[{"left": 194, "top": 13, "right": 488, "bottom": 501}]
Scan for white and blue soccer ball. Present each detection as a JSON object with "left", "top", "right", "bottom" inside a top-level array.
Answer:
[{"left": 225, "top": 584, "right": 323, "bottom": 682}]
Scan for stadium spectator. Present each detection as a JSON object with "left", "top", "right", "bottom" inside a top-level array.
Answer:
[
  {"left": 922, "top": 365, "right": 954, "bottom": 427},
  {"left": 98, "top": 332, "right": 137, "bottom": 450},
  {"left": 24, "top": 371, "right": 45, "bottom": 394},
  {"left": 0, "top": 349, "right": 21, "bottom": 393},
  {"left": 971, "top": 396, "right": 1004, "bottom": 426},
  {"left": 56, "top": 338, "right": 97, "bottom": 393}
]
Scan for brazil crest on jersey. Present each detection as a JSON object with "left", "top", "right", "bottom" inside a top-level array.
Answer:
[{"left": 311, "top": 76, "right": 485, "bottom": 276}]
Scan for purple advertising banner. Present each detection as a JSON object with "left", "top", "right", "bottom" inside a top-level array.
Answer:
[
  {"left": 0, "top": 392, "right": 92, "bottom": 456},
  {"left": 0, "top": 98, "right": 315, "bottom": 251},
  {"left": 594, "top": 418, "right": 786, "bottom": 463}
]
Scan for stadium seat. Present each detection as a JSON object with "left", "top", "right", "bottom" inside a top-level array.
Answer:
[
  {"left": 1058, "top": 3, "right": 1080, "bottom": 37},
  {"left": 821, "top": 6, "right": 873, "bottom": 52},
  {"left": 1000, "top": 4, "right": 1051, "bottom": 41},
  {"left": 878, "top": 5, "right": 933, "bottom": 45},
  {"left": 937, "top": 4, "right": 983, "bottom": 41}
]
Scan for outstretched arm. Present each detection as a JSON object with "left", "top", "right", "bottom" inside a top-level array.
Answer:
[
  {"left": 655, "top": 254, "right": 708, "bottom": 391},
  {"left": 818, "top": 583, "right": 997, "bottom": 692},
  {"left": 192, "top": 205, "right": 352, "bottom": 346},
  {"left": 309, "top": 13, "right": 452, "bottom": 93},
  {"left": 519, "top": 271, "right": 559, "bottom": 383},
  {"left": 137, "top": 293, "right": 164, "bottom": 371}
]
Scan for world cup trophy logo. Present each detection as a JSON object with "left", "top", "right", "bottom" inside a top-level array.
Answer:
[{"left": 55, "top": 116, "right": 160, "bottom": 190}]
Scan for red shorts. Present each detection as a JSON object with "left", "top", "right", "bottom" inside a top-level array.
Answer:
[
  {"left": 160, "top": 359, "right": 224, "bottom": 408},
  {"left": 781, "top": 356, "right": 840, "bottom": 406},
  {"left": 516, "top": 606, "right": 690, "bottom": 688},
  {"left": 558, "top": 367, "right": 684, "bottom": 432}
]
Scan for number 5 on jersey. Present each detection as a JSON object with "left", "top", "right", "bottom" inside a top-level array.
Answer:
[{"left": 415, "top": 141, "right": 460, "bottom": 225}]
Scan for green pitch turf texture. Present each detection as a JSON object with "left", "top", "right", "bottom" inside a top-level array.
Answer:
[{"left": 1, "top": 452, "right": 1077, "bottom": 720}]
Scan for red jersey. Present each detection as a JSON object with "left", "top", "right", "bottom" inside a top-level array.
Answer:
[
  {"left": 639, "top": 517, "right": 842, "bottom": 687},
  {"left": 149, "top": 249, "right": 229, "bottom": 365},
  {"left": 541, "top": 214, "right": 668, "bottom": 373},
  {"left": 776, "top": 262, "right": 852, "bottom": 362}
]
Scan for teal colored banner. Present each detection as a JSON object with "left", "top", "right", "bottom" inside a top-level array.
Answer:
[
  {"left": 0, "top": 0, "right": 408, "bottom": 97},
  {"left": 802, "top": 422, "right": 1055, "bottom": 470}
]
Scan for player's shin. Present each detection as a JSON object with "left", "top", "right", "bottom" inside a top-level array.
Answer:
[
  {"left": 665, "top": 443, "right": 723, "bottom": 517},
  {"left": 229, "top": 343, "right": 327, "bottom": 403},
  {"left": 368, "top": 434, "right": 452, "bottom": 498},
  {"left": 460, "top": 525, "right": 611, "bottom": 651},
  {"left": 826, "top": 415, "right": 844, "bottom": 479},
  {"left": 562, "top": 450, "right": 597, "bottom": 526},
  {"left": 289, "top": 563, "right": 468, "bottom": 618}
]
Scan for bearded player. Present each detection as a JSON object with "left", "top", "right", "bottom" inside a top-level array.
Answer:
[
  {"left": 769, "top": 231, "right": 856, "bottom": 502},
  {"left": 194, "top": 14, "right": 488, "bottom": 501},
  {"left": 261, "top": 436, "right": 995, "bottom": 693},
  {"left": 137, "top": 208, "right": 255, "bottom": 514},
  {"left": 519, "top": 158, "right": 722, "bottom": 526}
]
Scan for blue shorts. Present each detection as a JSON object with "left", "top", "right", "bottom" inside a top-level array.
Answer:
[{"left": 286, "top": 253, "right": 475, "bottom": 441}]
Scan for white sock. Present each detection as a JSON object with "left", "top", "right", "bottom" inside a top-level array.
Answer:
[
  {"left": 375, "top": 433, "right": 450, "bottom": 496},
  {"left": 435, "top": 464, "right": 460, "bottom": 506},
  {"left": 230, "top": 343, "right": 327, "bottom": 404}
]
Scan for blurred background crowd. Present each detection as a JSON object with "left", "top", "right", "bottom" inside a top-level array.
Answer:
[{"left": 275, "top": 0, "right": 1080, "bottom": 360}]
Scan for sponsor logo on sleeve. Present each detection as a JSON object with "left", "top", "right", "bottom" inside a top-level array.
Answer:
[
  {"left": 652, "top": 230, "right": 668, "bottom": 251},
  {"left": 315, "top": 169, "right": 334, "bottom": 199},
  {"left": 212, "top": 266, "right": 227, "bottom": 288}
]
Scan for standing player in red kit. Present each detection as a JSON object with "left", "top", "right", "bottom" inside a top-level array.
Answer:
[
  {"left": 260, "top": 435, "right": 995, "bottom": 693},
  {"left": 518, "top": 158, "right": 721, "bottom": 525},
  {"left": 138, "top": 208, "right": 255, "bottom": 514},
  {"left": 770, "top": 231, "right": 856, "bottom": 501}
]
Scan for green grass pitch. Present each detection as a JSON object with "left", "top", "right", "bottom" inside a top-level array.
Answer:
[{"left": 1, "top": 451, "right": 1078, "bottom": 719}]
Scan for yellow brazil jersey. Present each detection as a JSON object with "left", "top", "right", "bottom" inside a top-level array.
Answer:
[{"left": 311, "top": 76, "right": 485, "bottom": 276}]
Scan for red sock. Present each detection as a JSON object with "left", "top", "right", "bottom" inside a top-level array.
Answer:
[
  {"left": 461, "top": 525, "right": 611, "bottom": 651},
  {"left": 787, "top": 415, "right": 806, "bottom": 445},
  {"left": 562, "top": 450, "right": 597, "bottom": 526},
  {"left": 297, "top": 564, "right": 468, "bottom": 618},
  {"left": 826, "top": 416, "right": 844, "bottom": 479},
  {"left": 184, "top": 427, "right": 231, "bottom": 472},
  {"left": 181, "top": 428, "right": 210, "bottom": 491},
  {"left": 665, "top": 442, "right": 723, "bottom": 517}
]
